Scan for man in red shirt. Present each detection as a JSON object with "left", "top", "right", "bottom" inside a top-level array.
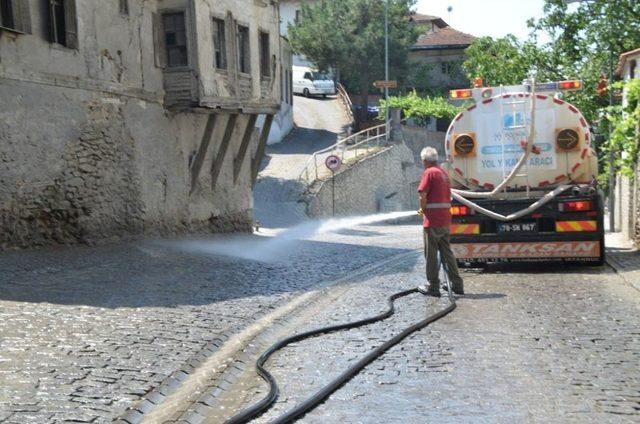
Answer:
[{"left": 417, "top": 147, "right": 464, "bottom": 297}]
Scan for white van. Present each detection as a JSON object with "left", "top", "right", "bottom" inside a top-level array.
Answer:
[{"left": 292, "top": 66, "right": 336, "bottom": 98}]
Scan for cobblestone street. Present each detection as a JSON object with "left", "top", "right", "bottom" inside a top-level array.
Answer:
[
  {"left": 0, "top": 224, "right": 419, "bottom": 423},
  {"left": 1, "top": 221, "right": 639, "bottom": 423},
  {"left": 218, "top": 248, "right": 640, "bottom": 424}
]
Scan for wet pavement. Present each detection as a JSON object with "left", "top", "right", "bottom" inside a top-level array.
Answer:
[
  {"left": 220, "top": 252, "right": 640, "bottom": 424},
  {"left": 0, "top": 224, "right": 419, "bottom": 423},
  {"left": 1, "top": 223, "right": 639, "bottom": 423}
]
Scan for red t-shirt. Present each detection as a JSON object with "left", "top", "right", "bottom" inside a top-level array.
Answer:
[{"left": 418, "top": 165, "right": 452, "bottom": 228}]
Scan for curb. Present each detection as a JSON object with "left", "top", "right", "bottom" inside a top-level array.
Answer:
[{"left": 605, "top": 248, "right": 640, "bottom": 293}]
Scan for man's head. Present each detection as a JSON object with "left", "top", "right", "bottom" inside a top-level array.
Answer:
[{"left": 420, "top": 147, "right": 439, "bottom": 168}]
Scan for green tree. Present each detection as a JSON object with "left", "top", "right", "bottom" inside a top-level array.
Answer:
[
  {"left": 289, "top": 0, "right": 419, "bottom": 123},
  {"left": 463, "top": 35, "right": 532, "bottom": 86},
  {"left": 529, "top": 0, "right": 640, "bottom": 123}
]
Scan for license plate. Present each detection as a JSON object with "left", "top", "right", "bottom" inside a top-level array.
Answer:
[{"left": 497, "top": 221, "right": 537, "bottom": 233}]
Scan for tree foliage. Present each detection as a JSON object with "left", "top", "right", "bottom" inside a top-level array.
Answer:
[
  {"left": 462, "top": 35, "right": 543, "bottom": 87},
  {"left": 529, "top": 0, "right": 640, "bottom": 124},
  {"left": 288, "top": 0, "right": 419, "bottom": 121},
  {"left": 461, "top": 0, "right": 640, "bottom": 185},
  {"left": 606, "top": 79, "right": 640, "bottom": 177},
  {"left": 379, "top": 91, "right": 463, "bottom": 124}
]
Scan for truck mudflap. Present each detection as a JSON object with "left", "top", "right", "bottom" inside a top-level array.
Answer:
[{"left": 452, "top": 240, "right": 602, "bottom": 263}]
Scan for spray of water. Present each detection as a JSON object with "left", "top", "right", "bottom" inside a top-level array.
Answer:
[{"left": 175, "top": 210, "right": 417, "bottom": 263}]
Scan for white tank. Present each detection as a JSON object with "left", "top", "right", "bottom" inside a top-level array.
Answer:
[{"left": 444, "top": 90, "right": 598, "bottom": 191}]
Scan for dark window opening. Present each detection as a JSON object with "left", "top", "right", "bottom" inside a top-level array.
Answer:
[
  {"left": 119, "top": 0, "right": 129, "bottom": 16},
  {"left": 0, "top": 0, "right": 14, "bottom": 29},
  {"left": 237, "top": 25, "right": 250, "bottom": 74},
  {"left": 213, "top": 18, "right": 226, "bottom": 69},
  {"left": 259, "top": 31, "right": 270, "bottom": 78},
  {"left": 49, "top": 0, "right": 67, "bottom": 46},
  {"left": 163, "top": 12, "right": 188, "bottom": 68},
  {"left": 630, "top": 60, "right": 636, "bottom": 79},
  {"left": 295, "top": 9, "right": 300, "bottom": 23}
]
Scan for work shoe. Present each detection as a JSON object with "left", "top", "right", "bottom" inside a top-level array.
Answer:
[
  {"left": 442, "top": 285, "right": 464, "bottom": 295},
  {"left": 417, "top": 284, "right": 441, "bottom": 297}
]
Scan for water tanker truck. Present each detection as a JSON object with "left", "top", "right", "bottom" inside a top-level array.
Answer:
[{"left": 444, "top": 80, "right": 605, "bottom": 266}]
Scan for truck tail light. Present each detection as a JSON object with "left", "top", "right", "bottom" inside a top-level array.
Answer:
[
  {"left": 559, "top": 200, "right": 594, "bottom": 212},
  {"left": 451, "top": 206, "right": 474, "bottom": 216},
  {"left": 558, "top": 80, "right": 582, "bottom": 91},
  {"left": 450, "top": 89, "right": 473, "bottom": 99}
]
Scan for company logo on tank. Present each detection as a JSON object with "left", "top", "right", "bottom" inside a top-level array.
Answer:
[{"left": 475, "top": 108, "right": 557, "bottom": 171}]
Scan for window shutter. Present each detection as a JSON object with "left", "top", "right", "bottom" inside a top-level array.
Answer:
[
  {"left": 152, "top": 12, "right": 167, "bottom": 68},
  {"left": 64, "top": 0, "right": 78, "bottom": 49},
  {"left": 10, "top": 0, "right": 31, "bottom": 34}
]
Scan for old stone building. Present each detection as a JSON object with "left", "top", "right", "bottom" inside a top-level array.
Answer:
[{"left": 0, "top": 0, "right": 284, "bottom": 249}]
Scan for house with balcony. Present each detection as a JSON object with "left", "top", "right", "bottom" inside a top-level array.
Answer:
[{"left": 0, "top": 0, "right": 285, "bottom": 248}]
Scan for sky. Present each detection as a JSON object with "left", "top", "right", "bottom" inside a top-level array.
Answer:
[{"left": 415, "top": 0, "right": 548, "bottom": 42}]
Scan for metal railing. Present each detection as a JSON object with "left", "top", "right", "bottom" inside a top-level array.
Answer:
[
  {"left": 336, "top": 82, "right": 355, "bottom": 123},
  {"left": 297, "top": 121, "right": 389, "bottom": 185}
]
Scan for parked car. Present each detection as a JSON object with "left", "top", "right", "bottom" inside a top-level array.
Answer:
[{"left": 292, "top": 66, "right": 336, "bottom": 98}]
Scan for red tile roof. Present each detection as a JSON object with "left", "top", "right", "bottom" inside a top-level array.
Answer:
[{"left": 412, "top": 26, "right": 476, "bottom": 50}]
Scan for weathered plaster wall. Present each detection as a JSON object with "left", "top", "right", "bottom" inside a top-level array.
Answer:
[
  {"left": 306, "top": 145, "right": 419, "bottom": 218},
  {"left": 0, "top": 0, "right": 278, "bottom": 249},
  {"left": 0, "top": 81, "right": 257, "bottom": 248}
]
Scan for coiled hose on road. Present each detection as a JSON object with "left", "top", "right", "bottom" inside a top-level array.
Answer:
[{"left": 225, "top": 259, "right": 457, "bottom": 424}]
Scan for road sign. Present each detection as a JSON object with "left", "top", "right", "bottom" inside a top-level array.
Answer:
[
  {"left": 373, "top": 80, "right": 398, "bottom": 89},
  {"left": 325, "top": 155, "right": 342, "bottom": 172}
]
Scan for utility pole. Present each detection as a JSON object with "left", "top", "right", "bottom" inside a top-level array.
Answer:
[
  {"left": 384, "top": 0, "right": 389, "bottom": 143},
  {"left": 608, "top": 46, "right": 615, "bottom": 232}
]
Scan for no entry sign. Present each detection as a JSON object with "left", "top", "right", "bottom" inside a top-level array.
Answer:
[{"left": 325, "top": 155, "right": 342, "bottom": 172}]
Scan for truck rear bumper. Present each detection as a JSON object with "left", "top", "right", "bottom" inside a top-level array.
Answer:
[{"left": 451, "top": 234, "right": 604, "bottom": 263}]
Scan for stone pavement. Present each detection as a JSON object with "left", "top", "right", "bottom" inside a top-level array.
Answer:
[
  {"left": 1, "top": 225, "right": 639, "bottom": 423},
  {"left": 605, "top": 232, "right": 640, "bottom": 293},
  {"left": 0, "top": 224, "right": 420, "bottom": 423},
  {"left": 215, "top": 245, "right": 640, "bottom": 424}
]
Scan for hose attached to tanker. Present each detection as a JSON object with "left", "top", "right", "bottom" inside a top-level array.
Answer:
[
  {"left": 225, "top": 257, "right": 457, "bottom": 424},
  {"left": 451, "top": 84, "right": 538, "bottom": 200},
  {"left": 452, "top": 185, "right": 572, "bottom": 222},
  {"left": 447, "top": 82, "right": 574, "bottom": 221}
]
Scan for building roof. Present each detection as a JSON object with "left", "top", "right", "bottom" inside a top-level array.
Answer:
[
  {"left": 409, "top": 13, "right": 448, "bottom": 29},
  {"left": 615, "top": 47, "right": 640, "bottom": 79},
  {"left": 412, "top": 26, "right": 476, "bottom": 50}
]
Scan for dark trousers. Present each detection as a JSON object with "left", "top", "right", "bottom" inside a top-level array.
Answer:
[{"left": 423, "top": 227, "right": 464, "bottom": 291}]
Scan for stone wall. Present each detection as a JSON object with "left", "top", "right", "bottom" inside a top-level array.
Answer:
[
  {"left": 306, "top": 144, "right": 420, "bottom": 218},
  {"left": 0, "top": 81, "right": 258, "bottom": 249},
  {"left": 615, "top": 174, "right": 637, "bottom": 240},
  {"left": 0, "top": 0, "right": 282, "bottom": 249},
  {"left": 400, "top": 124, "right": 447, "bottom": 163}
]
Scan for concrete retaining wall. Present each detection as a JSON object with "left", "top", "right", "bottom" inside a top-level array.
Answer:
[{"left": 306, "top": 144, "right": 420, "bottom": 218}]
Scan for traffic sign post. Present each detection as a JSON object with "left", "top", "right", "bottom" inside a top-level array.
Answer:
[{"left": 325, "top": 155, "right": 342, "bottom": 216}]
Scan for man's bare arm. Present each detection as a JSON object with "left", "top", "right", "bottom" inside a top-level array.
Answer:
[{"left": 419, "top": 191, "right": 427, "bottom": 211}]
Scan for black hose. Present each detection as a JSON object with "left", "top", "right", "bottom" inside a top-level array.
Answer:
[{"left": 225, "top": 286, "right": 456, "bottom": 424}]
